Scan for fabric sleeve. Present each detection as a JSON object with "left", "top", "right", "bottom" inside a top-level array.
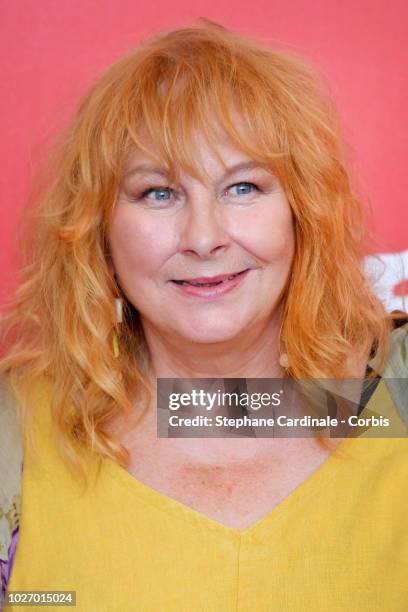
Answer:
[
  {"left": 0, "top": 378, "right": 23, "bottom": 605},
  {"left": 376, "top": 321, "right": 408, "bottom": 427}
]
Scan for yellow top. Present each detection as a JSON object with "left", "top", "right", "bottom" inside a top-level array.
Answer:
[{"left": 6, "top": 325, "right": 408, "bottom": 611}]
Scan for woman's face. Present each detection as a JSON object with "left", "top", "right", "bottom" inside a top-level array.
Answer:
[{"left": 108, "top": 127, "right": 295, "bottom": 345}]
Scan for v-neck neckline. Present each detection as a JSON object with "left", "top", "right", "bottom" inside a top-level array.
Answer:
[
  {"left": 105, "top": 437, "right": 354, "bottom": 539},
  {"left": 104, "top": 380, "right": 383, "bottom": 539}
]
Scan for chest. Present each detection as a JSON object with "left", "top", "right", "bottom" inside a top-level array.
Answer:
[{"left": 122, "top": 438, "right": 337, "bottom": 529}]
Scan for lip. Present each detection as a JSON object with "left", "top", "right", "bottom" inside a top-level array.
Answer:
[
  {"left": 169, "top": 268, "right": 251, "bottom": 300},
  {"left": 172, "top": 269, "right": 249, "bottom": 283}
]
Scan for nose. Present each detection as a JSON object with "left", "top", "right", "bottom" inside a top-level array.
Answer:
[{"left": 178, "top": 197, "right": 230, "bottom": 258}]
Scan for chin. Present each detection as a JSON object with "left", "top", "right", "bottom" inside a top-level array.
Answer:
[{"left": 177, "top": 320, "right": 246, "bottom": 344}]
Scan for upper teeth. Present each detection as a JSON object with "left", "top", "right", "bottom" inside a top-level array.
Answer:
[
  {"left": 174, "top": 272, "right": 239, "bottom": 286},
  {"left": 194, "top": 273, "right": 237, "bottom": 284}
]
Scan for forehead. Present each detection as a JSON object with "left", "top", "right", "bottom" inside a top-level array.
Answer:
[{"left": 122, "top": 115, "right": 265, "bottom": 184}]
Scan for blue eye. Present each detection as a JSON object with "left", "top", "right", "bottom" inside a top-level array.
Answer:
[
  {"left": 229, "top": 182, "right": 258, "bottom": 196},
  {"left": 142, "top": 187, "right": 173, "bottom": 201}
]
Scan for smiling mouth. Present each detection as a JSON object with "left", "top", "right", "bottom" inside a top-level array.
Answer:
[{"left": 171, "top": 269, "right": 249, "bottom": 287}]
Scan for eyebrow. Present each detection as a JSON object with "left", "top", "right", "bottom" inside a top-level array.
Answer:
[{"left": 123, "top": 161, "right": 266, "bottom": 182}]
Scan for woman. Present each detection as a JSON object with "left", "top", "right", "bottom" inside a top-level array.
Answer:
[{"left": 1, "top": 20, "right": 407, "bottom": 611}]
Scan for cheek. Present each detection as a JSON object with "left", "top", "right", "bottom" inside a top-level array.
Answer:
[
  {"left": 234, "top": 197, "right": 295, "bottom": 263},
  {"left": 109, "top": 208, "right": 176, "bottom": 277}
]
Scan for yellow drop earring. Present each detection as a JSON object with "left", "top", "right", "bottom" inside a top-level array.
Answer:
[{"left": 112, "top": 298, "right": 123, "bottom": 359}]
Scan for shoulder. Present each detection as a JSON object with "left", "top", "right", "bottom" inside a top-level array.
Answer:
[
  {"left": 382, "top": 312, "right": 408, "bottom": 377},
  {"left": 366, "top": 312, "right": 408, "bottom": 426},
  {"left": 368, "top": 311, "right": 408, "bottom": 377},
  {"left": 0, "top": 376, "right": 23, "bottom": 566}
]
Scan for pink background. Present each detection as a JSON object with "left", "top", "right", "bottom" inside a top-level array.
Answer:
[{"left": 1, "top": 0, "right": 407, "bottom": 305}]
